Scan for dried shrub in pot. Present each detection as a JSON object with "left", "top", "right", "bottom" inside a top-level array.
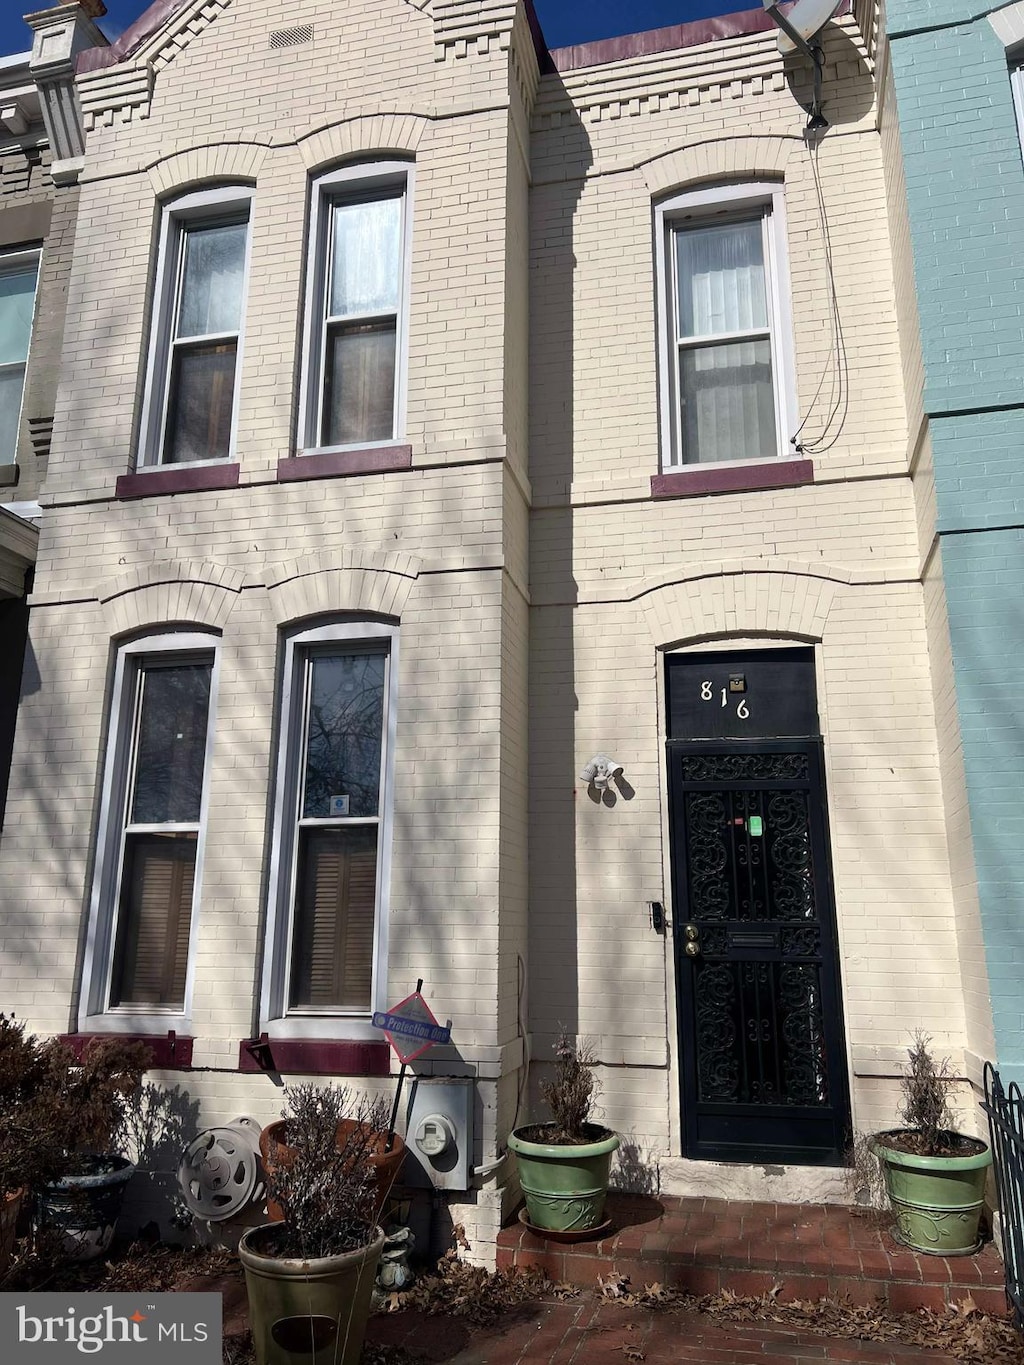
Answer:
[
  {"left": 886, "top": 1032, "right": 985, "bottom": 1158},
  {"left": 519, "top": 1034, "right": 610, "bottom": 1146},
  {"left": 258, "top": 1085, "right": 379, "bottom": 1260}
]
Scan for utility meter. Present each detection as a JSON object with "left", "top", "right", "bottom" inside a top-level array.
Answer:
[
  {"left": 403, "top": 1077, "right": 473, "bottom": 1190},
  {"left": 414, "top": 1112, "right": 457, "bottom": 1159}
]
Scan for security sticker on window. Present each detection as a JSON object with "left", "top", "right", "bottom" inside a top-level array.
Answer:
[
  {"left": 329, "top": 795, "right": 350, "bottom": 816},
  {"left": 2, "top": 1292, "right": 221, "bottom": 1362}
]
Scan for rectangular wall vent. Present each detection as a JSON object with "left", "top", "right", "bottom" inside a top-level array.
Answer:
[{"left": 269, "top": 24, "right": 313, "bottom": 49}]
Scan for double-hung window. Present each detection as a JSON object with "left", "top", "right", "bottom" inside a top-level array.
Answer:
[
  {"left": 656, "top": 183, "right": 795, "bottom": 467},
  {"left": 83, "top": 635, "right": 217, "bottom": 1027},
  {"left": 299, "top": 162, "right": 411, "bottom": 452},
  {"left": 140, "top": 188, "right": 252, "bottom": 466},
  {"left": 263, "top": 622, "right": 397, "bottom": 1037},
  {"left": 0, "top": 247, "right": 39, "bottom": 465}
]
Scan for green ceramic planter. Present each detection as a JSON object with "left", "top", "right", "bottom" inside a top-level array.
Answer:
[
  {"left": 508, "top": 1125, "right": 619, "bottom": 1233},
  {"left": 239, "top": 1224, "right": 385, "bottom": 1365},
  {"left": 873, "top": 1134, "right": 991, "bottom": 1256}
]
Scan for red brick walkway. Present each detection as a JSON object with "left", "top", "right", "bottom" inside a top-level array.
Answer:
[
  {"left": 496, "top": 1195, "right": 1009, "bottom": 1316},
  {"left": 367, "top": 1299, "right": 962, "bottom": 1363}
]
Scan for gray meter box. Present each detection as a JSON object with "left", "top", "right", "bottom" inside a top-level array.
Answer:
[{"left": 402, "top": 1077, "right": 474, "bottom": 1191}]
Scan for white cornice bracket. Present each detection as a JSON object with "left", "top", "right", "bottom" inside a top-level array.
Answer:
[{"left": 24, "top": 2, "right": 108, "bottom": 183}]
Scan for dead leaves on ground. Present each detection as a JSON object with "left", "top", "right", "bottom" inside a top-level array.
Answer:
[{"left": 594, "top": 1268, "right": 1023, "bottom": 1365}]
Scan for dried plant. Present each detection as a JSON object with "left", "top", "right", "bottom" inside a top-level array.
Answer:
[
  {"left": 0, "top": 1017, "right": 149, "bottom": 1195},
  {"left": 539, "top": 1034, "right": 598, "bottom": 1143},
  {"left": 264, "top": 1085, "right": 378, "bottom": 1259},
  {"left": 898, "top": 1033, "right": 955, "bottom": 1157}
]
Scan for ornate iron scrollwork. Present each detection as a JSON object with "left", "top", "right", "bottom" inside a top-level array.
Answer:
[
  {"left": 695, "top": 963, "right": 740, "bottom": 1101},
  {"left": 779, "top": 964, "right": 829, "bottom": 1105},
  {"left": 681, "top": 753, "right": 809, "bottom": 782}
]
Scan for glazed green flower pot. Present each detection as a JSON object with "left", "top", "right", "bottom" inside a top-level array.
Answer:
[
  {"left": 508, "top": 1125, "right": 619, "bottom": 1233},
  {"left": 873, "top": 1134, "right": 991, "bottom": 1256},
  {"left": 239, "top": 1224, "right": 385, "bottom": 1365}
]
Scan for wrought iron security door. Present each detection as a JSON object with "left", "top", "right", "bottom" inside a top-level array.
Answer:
[{"left": 666, "top": 654, "right": 850, "bottom": 1165}]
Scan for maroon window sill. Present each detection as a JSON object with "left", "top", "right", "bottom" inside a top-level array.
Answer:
[
  {"left": 59, "top": 1032, "right": 193, "bottom": 1069},
  {"left": 238, "top": 1036, "right": 390, "bottom": 1076},
  {"left": 651, "top": 459, "right": 814, "bottom": 499},
  {"left": 115, "top": 463, "right": 240, "bottom": 500},
  {"left": 277, "top": 445, "right": 412, "bottom": 483}
]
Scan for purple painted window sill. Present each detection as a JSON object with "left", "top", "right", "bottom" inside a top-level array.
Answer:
[
  {"left": 59, "top": 1032, "right": 193, "bottom": 1069},
  {"left": 115, "top": 463, "right": 240, "bottom": 500},
  {"left": 238, "top": 1036, "right": 391, "bottom": 1076},
  {"left": 277, "top": 445, "right": 412, "bottom": 483},
  {"left": 651, "top": 459, "right": 814, "bottom": 499}
]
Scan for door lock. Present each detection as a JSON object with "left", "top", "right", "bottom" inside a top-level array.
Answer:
[{"left": 684, "top": 924, "right": 699, "bottom": 941}]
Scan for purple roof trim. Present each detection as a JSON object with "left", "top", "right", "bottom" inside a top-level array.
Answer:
[
  {"left": 77, "top": 0, "right": 192, "bottom": 73},
  {"left": 550, "top": 0, "right": 850, "bottom": 73}
]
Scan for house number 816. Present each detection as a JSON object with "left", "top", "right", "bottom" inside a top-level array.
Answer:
[{"left": 700, "top": 680, "right": 749, "bottom": 720}]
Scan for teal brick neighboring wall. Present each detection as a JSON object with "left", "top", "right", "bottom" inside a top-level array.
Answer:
[{"left": 889, "top": 4, "right": 1024, "bottom": 1083}]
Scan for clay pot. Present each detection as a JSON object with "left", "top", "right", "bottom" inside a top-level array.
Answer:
[{"left": 259, "top": 1120, "right": 405, "bottom": 1222}]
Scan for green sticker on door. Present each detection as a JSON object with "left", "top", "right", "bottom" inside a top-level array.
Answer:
[{"left": 747, "top": 815, "right": 763, "bottom": 837}]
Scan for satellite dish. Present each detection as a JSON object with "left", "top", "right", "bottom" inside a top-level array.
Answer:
[{"left": 762, "top": 0, "right": 843, "bottom": 57}]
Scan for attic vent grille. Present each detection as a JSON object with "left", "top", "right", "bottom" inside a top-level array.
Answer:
[{"left": 269, "top": 24, "right": 313, "bottom": 48}]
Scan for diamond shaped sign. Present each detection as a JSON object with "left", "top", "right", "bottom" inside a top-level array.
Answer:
[{"left": 372, "top": 990, "right": 451, "bottom": 1064}]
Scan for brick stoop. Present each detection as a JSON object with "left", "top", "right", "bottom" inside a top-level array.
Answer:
[{"left": 495, "top": 1194, "right": 1010, "bottom": 1316}]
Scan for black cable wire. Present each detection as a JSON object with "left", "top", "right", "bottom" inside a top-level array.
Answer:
[{"left": 790, "top": 125, "right": 850, "bottom": 455}]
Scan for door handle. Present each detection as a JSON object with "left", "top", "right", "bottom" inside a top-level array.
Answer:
[{"left": 685, "top": 940, "right": 701, "bottom": 957}]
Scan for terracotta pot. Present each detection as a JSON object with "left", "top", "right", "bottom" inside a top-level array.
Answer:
[
  {"left": 0, "top": 1188, "right": 23, "bottom": 1273},
  {"left": 259, "top": 1120, "right": 405, "bottom": 1222}
]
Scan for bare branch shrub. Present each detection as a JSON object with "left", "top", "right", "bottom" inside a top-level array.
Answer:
[
  {"left": 264, "top": 1085, "right": 378, "bottom": 1259},
  {"left": 539, "top": 1034, "right": 597, "bottom": 1143},
  {"left": 898, "top": 1032, "right": 955, "bottom": 1157}
]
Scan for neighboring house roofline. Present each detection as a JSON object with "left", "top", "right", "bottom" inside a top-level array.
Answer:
[
  {"left": 549, "top": 0, "right": 849, "bottom": 72},
  {"left": 78, "top": 0, "right": 552, "bottom": 72}
]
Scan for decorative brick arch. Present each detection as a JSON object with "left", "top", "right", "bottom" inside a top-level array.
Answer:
[
  {"left": 640, "top": 135, "right": 798, "bottom": 197},
  {"left": 265, "top": 550, "right": 421, "bottom": 626},
  {"left": 636, "top": 562, "right": 847, "bottom": 649},
  {"left": 296, "top": 115, "right": 429, "bottom": 174},
  {"left": 146, "top": 142, "right": 269, "bottom": 197},
  {"left": 98, "top": 560, "right": 244, "bottom": 636}
]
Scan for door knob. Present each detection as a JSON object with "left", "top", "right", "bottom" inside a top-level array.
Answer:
[{"left": 684, "top": 941, "right": 701, "bottom": 957}]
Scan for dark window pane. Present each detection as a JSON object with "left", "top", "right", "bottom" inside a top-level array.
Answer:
[
  {"left": 163, "top": 340, "right": 237, "bottom": 463},
  {"left": 131, "top": 660, "right": 212, "bottom": 825},
  {"left": 322, "top": 320, "right": 395, "bottom": 445},
  {"left": 110, "top": 832, "right": 195, "bottom": 1008},
  {"left": 302, "top": 651, "right": 385, "bottom": 819},
  {"left": 177, "top": 221, "right": 246, "bottom": 339},
  {"left": 290, "top": 826, "right": 377, "bottom": 1010},
  {"left": 680, "top": 339, "right": 777, "bottom": 464}
]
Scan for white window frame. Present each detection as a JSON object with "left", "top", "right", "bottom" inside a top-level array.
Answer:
[
  {"left": 260, "top": 620, "right": 398, "bottom": 1041},
  {"left": 655, "top": 182, "right": 798, "bottom": 472},
  {"left": 80, "top": 632, "right": 220, "bottom": 1034},
  {"left": 137, "top": 186, "right": 254, "bottom": 470},
  {"left": 297, "top": 160, "right": 413, "bottom": 455},
  {"left": 1011, "top": 64, "right": 1024, "bottom": 151},
  {"left": 0, "top": 245, "right": 41, "bottom": 466}
]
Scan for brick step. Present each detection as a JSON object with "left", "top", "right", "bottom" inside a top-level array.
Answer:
[{"left": 496, "top": 1194, "right": 1010, "bottom": 1317}]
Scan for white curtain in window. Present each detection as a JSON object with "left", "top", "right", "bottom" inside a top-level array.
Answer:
[{"left": 676, "top": 220, "right": 775, "bottom": 463}]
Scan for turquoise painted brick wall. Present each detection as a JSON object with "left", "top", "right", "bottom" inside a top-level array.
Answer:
[{"left": 890, "top": 6, "right": 1024, "bottom": 1082}]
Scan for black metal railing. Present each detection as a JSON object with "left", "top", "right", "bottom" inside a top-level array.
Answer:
[{"left": 983, "top": 1062, "right": 1024, "bottom": 1328}]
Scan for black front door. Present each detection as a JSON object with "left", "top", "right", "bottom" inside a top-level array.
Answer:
[{"left": 666, "top": 651, "right": 850, "bottom": 1165}]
